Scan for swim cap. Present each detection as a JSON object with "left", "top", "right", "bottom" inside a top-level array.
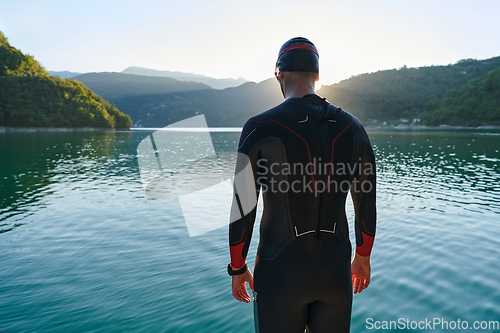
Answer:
[{"left": 276, "top": 37, "right": 319, "bottom": 73}]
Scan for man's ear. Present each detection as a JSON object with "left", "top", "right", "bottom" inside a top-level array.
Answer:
[{"left": 316, "top": 74, "right": 319, "bottom": 82}]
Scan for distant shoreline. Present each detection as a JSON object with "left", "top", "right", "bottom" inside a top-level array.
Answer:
[
  {"left": 365, "top": 124, "right": 500, "bottom": 131},
  {"left": 2, "top": 125, "right": 500, "bottom": 134},
  {"left": 0, "top": 127, "right": 131, "bottom": 133}
]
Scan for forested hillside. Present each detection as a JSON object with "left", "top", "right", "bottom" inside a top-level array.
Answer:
[
  {"left": 0, "top": 32, "right": 132, "bottom": 128},
  {"left": 75, "top": 73, "right": 283, "bottom": 127},
  {"left": 422, "top": 67, "right": 500, "bottom": 126},
  {"left": 317, "top": 57, "right": 500, "bottom": 123}
]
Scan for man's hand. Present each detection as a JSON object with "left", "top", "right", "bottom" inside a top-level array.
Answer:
[
  {"left": 351, "top": 252, "right": 371, "bottom": 294},
  {"left": 231, "top": 267, "right": 254, "bottom": 303}
]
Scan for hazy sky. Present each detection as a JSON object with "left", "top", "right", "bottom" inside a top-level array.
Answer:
[{"left": 1, "top": 0, "right": 499, "bottom": 87}]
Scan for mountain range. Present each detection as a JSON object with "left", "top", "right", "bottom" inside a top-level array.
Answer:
[
  {"left": 74, "top": 72, "right": 283, "bottom": 127},
  {"left": 73, "top": 55, "right": 500, "bottom": 127},
  {"left": 48, "top": 71, "right": 83, "bottom": 79},
  {"left": 121, "top": 66, "right": 249, "bottom": 89},
  {"left": 6, "top": 26, "right": 500, "bottom": 128},
  {"left": 49, "top": 67, "right": 249, "bottom": 90}
]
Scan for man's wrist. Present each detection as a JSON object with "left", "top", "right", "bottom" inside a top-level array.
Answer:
[
  {"left": 228, "top": 263, "right": 248, "bottom": 276},
  {"left": 230, "top": 264, "right": 245, "bottom": 270},
  {"left": 353, "top": 251, "right": 370, "bottom": 260}
]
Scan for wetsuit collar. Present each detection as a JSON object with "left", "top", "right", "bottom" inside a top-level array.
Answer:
[{"left": 287, "top": 94, "right": 340, "bottom": 123}]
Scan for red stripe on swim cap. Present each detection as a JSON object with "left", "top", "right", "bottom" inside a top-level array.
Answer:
[{"left": 278, "top": 44, "right": 319, "bottom": 59}]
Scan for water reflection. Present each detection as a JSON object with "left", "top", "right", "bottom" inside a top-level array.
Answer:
[{"left": 0, "top": 131, "right": 136, "bottom": 233}]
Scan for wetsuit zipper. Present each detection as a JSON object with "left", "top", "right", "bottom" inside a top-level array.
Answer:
[{"left": 315, "top": 101, "right": 330, "bottom": 238}]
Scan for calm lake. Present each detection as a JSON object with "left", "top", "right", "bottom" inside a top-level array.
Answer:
[{"left": 1, "top": 129, "right": 499, "bottom": 332}]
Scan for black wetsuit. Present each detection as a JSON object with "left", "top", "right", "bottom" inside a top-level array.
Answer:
[{"left": 229, "top": 94, "right": 376, "bottom": 333}]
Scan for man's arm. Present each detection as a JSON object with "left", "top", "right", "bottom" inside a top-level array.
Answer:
[
  {"left": 228, "top": 122, "right": 261, "bottom": 302},
  {"left": 350, "top": 133, "right": 376, "bottom": 294}
]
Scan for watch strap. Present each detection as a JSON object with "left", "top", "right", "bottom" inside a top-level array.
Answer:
[{"left": 227, "top": 263, "right": 248, "bottom": 276}]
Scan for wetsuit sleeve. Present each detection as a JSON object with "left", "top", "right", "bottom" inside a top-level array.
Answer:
[
  {"left": 351, "top": 132, "right": 376, "bottom": 256},
  {"left": 229, "top": 121, "right": 262, "bottom": 269}
]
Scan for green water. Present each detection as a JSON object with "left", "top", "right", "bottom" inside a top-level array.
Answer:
[{"left": 1, "top": 129, "right": 499, "bottom": 332}]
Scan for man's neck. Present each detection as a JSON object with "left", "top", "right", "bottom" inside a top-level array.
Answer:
[{"left": 284, "top": 84, "right": 316, "bottom": 99}]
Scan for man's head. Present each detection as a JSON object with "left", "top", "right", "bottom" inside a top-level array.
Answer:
[
  {"left": 275, "top": 37, "right": 320, "bottom": 98},
  {"left": 276, "top": 37, "right": 319, "bottom": 74}
]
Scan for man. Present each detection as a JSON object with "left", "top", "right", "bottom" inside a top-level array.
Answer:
[{"left": 228, "top": 37, "right": 376, "bottom": 332}]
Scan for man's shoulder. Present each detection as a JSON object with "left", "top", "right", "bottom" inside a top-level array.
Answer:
[
  {"left": 334, "top": 106, "right": 363, "bottom": 127},
  {"left": 246, "top": 100, "right": 289, "bottom": 124},
  {"left": 335, "top": 107, "right": 372, "bottom": 143}
]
